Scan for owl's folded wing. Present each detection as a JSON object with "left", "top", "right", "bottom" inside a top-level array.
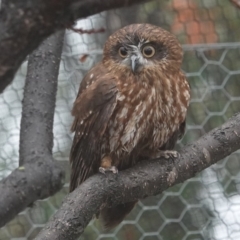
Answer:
[{"left": 69, "top": 75, "right": 118, "bottom": 192}]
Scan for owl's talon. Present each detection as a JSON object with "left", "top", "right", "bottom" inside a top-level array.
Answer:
[
  {"left": 99, "top": 166, "right": 118, "bottom": 174},
  {"left": 157, "top": 150, "right": 179, "bottom": 159},
  {"left": 99, "top": 167, "right": 106, "bottom": 174}
]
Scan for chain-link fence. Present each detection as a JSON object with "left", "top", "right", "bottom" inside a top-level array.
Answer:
[{"left": 1, "top": 0, "right": 240, "bottom": 239}]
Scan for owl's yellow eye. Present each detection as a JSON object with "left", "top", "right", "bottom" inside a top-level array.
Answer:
[
  {"left": 142, "top": 46, "right": 155, "bottom": 58},
  {"left": 118, "top": 47, "right": 128, "bottom": 58}
]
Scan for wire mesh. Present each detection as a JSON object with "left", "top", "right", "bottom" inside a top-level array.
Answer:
[{"left": 1, "top": 0, "right": 240, "bottom": 239}]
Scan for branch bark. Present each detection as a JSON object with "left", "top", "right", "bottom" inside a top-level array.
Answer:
[
  {"left": 0, "top": 0, "right": 152, "bottom": 93},
  {"left": 19, "top": 30, "right": 64, "bottom": 165},
  {"left": 0, "top": 31, "right": 65, "bottom": 227},
  {"left": 35, "top": 113, "right": 240, "bottom": 240}
]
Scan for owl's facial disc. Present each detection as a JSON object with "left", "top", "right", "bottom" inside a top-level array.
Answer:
[{"left": 120, "top": 44, "right": 154, "bottom": 74}]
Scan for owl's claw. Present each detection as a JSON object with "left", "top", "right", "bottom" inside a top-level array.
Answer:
[
  {"left": 99, "top": 166, "right": 118, "bottom": 174},
  {"left": 157, "top": 150, "right": 179, "bottom": 159}
]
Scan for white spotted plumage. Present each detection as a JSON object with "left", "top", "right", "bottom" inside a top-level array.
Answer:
[{"left": 70, "top": 23, "right": 190, "bottom": 229}]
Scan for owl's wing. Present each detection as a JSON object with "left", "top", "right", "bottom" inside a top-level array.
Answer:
[
  {"left": 178, "top": 120, "right": 186, "bottom": 139},
  {"left": 160, "top": 120, "right": 186, "bottom": 150},
  {"left": 69, "top": 73, "right": 118, "bottom": 192}
]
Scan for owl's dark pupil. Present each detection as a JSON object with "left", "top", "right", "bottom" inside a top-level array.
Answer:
[
  {"left": 120, "top": 47, "right": 127, "bottom": 56},
  {"left": 144, "top": 47, "right": 153, "bottom": 56}
]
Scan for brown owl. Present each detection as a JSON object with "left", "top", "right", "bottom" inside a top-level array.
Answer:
[{"left": 70, "top": 23, "right": 190, "bottom": 229}]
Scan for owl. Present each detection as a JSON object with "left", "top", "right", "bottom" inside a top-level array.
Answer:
[{"left": 70, "top": 23, "right": 190, "bottom": 229}]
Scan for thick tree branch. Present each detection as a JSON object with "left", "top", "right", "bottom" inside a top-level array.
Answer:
[
  {"left": 0, "top": 0, "right": 152, "bottom": 93},
  {"left": 0, "top": 159, "right": 64, "bottom": 228},
  {"left": 35, "top": 113, "right": 240, "bottom": 240},
  {"left": 0, "top": 31, "right": 65, "bottom": 227},
  {"left": 19, "top": 30, "right": 64, "bottom": 165}
]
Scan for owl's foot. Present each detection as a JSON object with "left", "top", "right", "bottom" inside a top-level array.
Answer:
[
  {"left": 156, "top": 150, "right": 179, "bottom": 159},
  {"left": 99, "top": 166, "right": 118, "bottom": 174},
  {"left": 99, "top": 155, "right": 118, "bottom": 174}
]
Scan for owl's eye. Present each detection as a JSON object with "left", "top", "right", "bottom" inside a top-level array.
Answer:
[
  {"left": 142, "top": 46, "right": 155, "bottom": 58},
  {"left": 118, "top": 47, "right": 128, "bottom": 58}
]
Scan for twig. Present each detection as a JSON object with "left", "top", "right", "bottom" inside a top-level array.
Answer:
[{"left": 69, "top": 27, "right": 105, "bottom": 34}]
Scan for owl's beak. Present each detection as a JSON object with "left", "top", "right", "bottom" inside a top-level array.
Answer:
[{"left": 130, "top": 55, "right": 141, "bottom": 73}]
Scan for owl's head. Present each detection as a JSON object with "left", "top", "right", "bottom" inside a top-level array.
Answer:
[{"left": 103, "top": 24, "right": 183, "bottom": 74}]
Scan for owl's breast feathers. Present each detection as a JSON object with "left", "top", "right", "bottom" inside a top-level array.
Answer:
[
  {"left": 70, "top": 62, "right": 190, "bottom": 191},
  {"left": 107, "top": 68, "right": 190, "bottom": 160}
]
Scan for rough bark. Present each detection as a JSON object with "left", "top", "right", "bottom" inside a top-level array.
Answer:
[
  {"left": 0, "top": 159, "right": 64, "bottom": 228},
  {"left": 0, "top": 0, "right": 152, "bottom": 93},
  {"left": 0, "top": 31, "right": 65, "bottom": 227},
  {"left": 35, "top": 113, "right": 240, "bottom": 240},
  {"left": 19, "top": 30, "right": 64, "bottom": 165}
]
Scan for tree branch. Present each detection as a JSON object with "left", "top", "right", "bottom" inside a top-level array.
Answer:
[
  {"left": 0, "top": 0, "right": 152, "bottom": 93},
  {"left": 19, "top": 30, "right": 64, "bottom": 165},
  {"left": 0, "top": 31, "right": 65, "bottom": 227},
  {"left": 0, "top": 159, "right": 64, "bottom": 228},
  {"left": 35, "top": 113, "right": 240, "bottom": 240}
]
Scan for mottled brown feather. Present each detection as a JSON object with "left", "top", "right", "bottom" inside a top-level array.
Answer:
[
  {"left": 69, "top": 23, "right": 190, "bottom": 229},
  {"left": 70, "top": 70, "right": 118, "bottom": 191}
]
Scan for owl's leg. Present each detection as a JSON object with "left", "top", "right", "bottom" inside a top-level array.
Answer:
[
  {"left": 155, "top": 150, "right": 179, "bottom": 159},
  {"left": 99, "top": 156, "right": 118, "bottom": 174}
]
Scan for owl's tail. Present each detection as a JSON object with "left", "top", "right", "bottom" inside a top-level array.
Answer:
[{"left": 100, "top": 201, "right": 137, "bottom": 229}]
